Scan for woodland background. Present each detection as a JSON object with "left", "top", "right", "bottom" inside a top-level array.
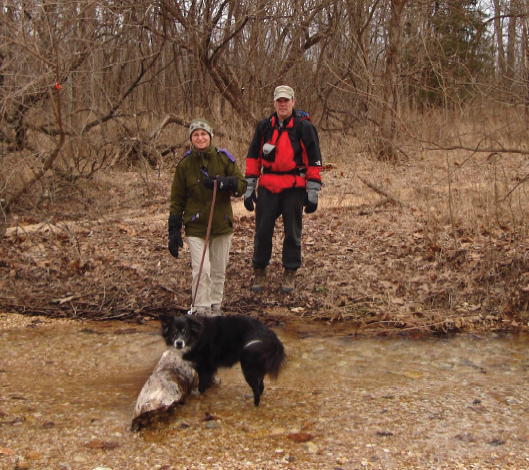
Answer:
[{"left": 1, "top": 0, "right": 529, "bottom": 334}]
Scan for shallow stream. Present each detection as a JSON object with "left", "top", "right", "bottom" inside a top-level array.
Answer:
[{"left": 1, "top": 319, "right": 528, "bottom": 469}]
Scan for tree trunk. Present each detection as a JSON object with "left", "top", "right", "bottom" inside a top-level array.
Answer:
[
  {"left": 493, "top": 0, "right": 507, "bottom": 78},
  {"left": 379, "top": 0, "right": 406, "bottom": 161},
  {"left": 523, "top": 3, "right": 529, "bottom": 116},
  {"left": 507, "top": 0, "right": 520, "bottom": 86},
  {"left": 131, "top": 349, "right": 197, "bottom": 431}
]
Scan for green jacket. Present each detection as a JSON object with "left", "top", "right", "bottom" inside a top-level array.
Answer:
[{"left": 169, "top": 144, "right": 247, "bottom": 238}]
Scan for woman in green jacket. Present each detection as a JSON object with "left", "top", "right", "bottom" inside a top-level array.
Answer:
[{"left": 168, "top": 119, "right": 247, "bottom": 315}]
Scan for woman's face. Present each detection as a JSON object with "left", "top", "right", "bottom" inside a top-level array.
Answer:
[{"left": 191, "top": 129, "right": 211, "bottom": 151}]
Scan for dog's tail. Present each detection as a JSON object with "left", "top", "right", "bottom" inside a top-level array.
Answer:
[{"left": 261, "top": 336, "right": 286, "bottom": 380}]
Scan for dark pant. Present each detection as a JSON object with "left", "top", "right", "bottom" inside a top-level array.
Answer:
[{"left": 252, "top": 186, "right": 305, "bottom": 270}]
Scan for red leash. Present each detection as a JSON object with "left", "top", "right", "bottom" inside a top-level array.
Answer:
[{"left": 189, "top": 178, "right": 217, "bottom": 313}]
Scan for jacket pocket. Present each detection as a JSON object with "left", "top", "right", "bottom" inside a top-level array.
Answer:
[
  {"left": 261, "top": 142, "right": 276, "bottom": 162},
  {"left": 183, "top": 198, "right": 205, "bottom": 227}
]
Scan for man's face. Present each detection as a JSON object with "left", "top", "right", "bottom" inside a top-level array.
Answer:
[
  {"left": 274, "top": 98, "right": 295, "bottom": 121},
  {"left": 191, "top": 129, "right": 211, "bottom": 152}
]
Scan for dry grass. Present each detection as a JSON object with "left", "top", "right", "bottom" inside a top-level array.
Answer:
[{"left": 318, "top": 129, "right": 529, "bottom": 243}]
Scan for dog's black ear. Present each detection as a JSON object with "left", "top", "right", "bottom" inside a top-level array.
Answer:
[{"left": 159, "top": 315, "right": 173, "bottom": 328}]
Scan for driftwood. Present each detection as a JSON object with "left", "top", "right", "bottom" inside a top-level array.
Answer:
[{"left": 131, "top": 348, "right": 197, "bottom": 430}]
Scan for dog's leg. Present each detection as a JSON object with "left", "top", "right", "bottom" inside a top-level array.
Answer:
[
  {"left": 198, "top": 371, "right": 215, "bottom": 393},
  {"left": 241, "top": 365, "right": 262, "bottom": 406}
]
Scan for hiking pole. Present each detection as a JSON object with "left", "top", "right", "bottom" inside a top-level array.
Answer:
[{"left": 188, "top": 178, "right": 218, "bottom": 315}]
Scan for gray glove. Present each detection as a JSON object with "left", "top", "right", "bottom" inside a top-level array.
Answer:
[
  {"left": 244, "top": 177, "right": 257, "bottom": 211},
  {"left": 304, "top": 181, "right": 321, "bottom": 214}
]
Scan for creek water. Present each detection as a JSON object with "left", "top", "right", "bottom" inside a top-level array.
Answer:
[{"left": 1, "top": 318, "right": 528, "bottom": 470}]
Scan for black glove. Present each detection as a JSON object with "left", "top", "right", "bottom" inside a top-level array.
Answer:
[
  {"left": 304, "top": 181, "right": 321, "bottom": 214},
  {"left": 244, "top": 177, "right": 257, "bottom": 212},
  {"left": 204, "top": 175, "right": 238, "bottom": 192},
  {"left": 168, "top": 215, "right": 184, "bottom": 258}
]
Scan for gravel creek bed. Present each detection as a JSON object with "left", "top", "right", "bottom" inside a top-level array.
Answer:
[{"left": 1, "top": 314, "right": 529, "bottom": 470}]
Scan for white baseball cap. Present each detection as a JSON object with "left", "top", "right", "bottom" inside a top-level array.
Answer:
[{"left": 274, "top": 85, "right": 295, "bottom": 100}]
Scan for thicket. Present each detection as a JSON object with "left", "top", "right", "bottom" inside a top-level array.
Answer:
[{"left": 1, "top": 0, "right": 528, "bottom": 220}]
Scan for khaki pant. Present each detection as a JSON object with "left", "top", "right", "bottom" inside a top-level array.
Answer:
[{"left": 187, "top": 234, "right": 233, "bottom": 309}]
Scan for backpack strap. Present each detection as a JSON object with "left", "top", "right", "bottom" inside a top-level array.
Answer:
[
  {"left": 217, "top": 148, "right": 236, "bottom": 163},
  {"left": 261, "top": 113, "right": 276, "bottom": 142},
  {"left": 176, "top": 149, "right": 192, "bottom": 166},
  {"left": 294, "top": 110, "right": 311, "bottom": 141},
  {"left": 263, "top": 110, "right": 311, "bottom": 142}
]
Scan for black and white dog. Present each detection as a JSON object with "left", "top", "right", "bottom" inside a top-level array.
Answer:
[{"left": 160, "top": 314, "right": 285, "bottom": 406}]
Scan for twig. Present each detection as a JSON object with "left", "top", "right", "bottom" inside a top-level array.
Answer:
[
  {"left": 357, "top": 175, "right": 403, "bottom": 206},
  {"left": 446, "top": 155, "right": 458, "bottom": 250},
  {"left": 52, "top": 294, "right": 81, "bottom": 305},
  {"left": 501, "top": 168, "right": 528, "bottom": 202},
  {"left": 157, "top": 284, "right": 178, "bottom": 295}
]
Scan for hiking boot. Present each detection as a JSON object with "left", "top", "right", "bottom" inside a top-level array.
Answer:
[
  {"left": 281, "top": 268, "right": 297, "bottom": 294},
  {"left": 211, "top": 304, "right": 223, "bottom": 316},
  {"left": 252, "top": 267, "right": 266, "bottom": 292},
  {"left": 192, "top": 306, "right": 212, "bottom": 316}
]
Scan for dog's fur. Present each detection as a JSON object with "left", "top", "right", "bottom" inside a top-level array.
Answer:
[{"left": 160, "top": 314, "right": 285, "bottom": 406}]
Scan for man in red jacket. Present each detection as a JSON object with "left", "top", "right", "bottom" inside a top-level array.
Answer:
[{"left": 244, "top": 85, "right": 323, "bottom": 293}]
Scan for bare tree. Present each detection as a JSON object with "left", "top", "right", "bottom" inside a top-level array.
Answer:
[
  {"left": 493, "top": 0, "right": 507, "bottom": 77},
  {"left": 0, "top": 0, "right": 169, "bottom": 212},
  {"left": 506, "top": 0, "right": 521, "bottom": 85},
  {"left": 379, "top": 0, "right": 407, "bottom": 160},
  {"left": 3, "top": 0, "right": 529, "bottom": 218}
]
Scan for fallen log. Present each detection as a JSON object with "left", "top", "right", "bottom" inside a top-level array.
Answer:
[{"left": 131, "top": 348, "right": 197, "bottom": 431}]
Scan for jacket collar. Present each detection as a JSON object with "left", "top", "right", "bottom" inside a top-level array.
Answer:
[
  {"left": 271, "top": 110, "right": 295, "bottom": 128},
  {"left": 191, "top": 143, "right": 216, "bottom": 159}
]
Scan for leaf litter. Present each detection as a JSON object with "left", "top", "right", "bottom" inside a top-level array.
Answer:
[{"left": 0, "top": 156, "right": 528, "bottom": 336}]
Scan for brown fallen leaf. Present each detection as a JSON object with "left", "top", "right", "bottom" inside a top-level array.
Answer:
[
  {"left": 287, "top": 432, "right": 313, "bottom": 443},
  {"left": 69, "top": 259, "right": 85, "bottom": 271},
  {"left": 114, "top": 328, "right": 138, "bottom": 335},
  {"left": 455, "top": 433, "right": 475, "bottom": 443},
  {"left": 84, "top": 440, "right": 119, "bottom": 450},
  {"left": 25, "top": 450, "right": 43, "bottom": 460}
]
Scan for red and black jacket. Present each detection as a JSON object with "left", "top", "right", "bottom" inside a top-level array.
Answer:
[{"left": 245, "top": 110, "right": 322, "bottom": 193}]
